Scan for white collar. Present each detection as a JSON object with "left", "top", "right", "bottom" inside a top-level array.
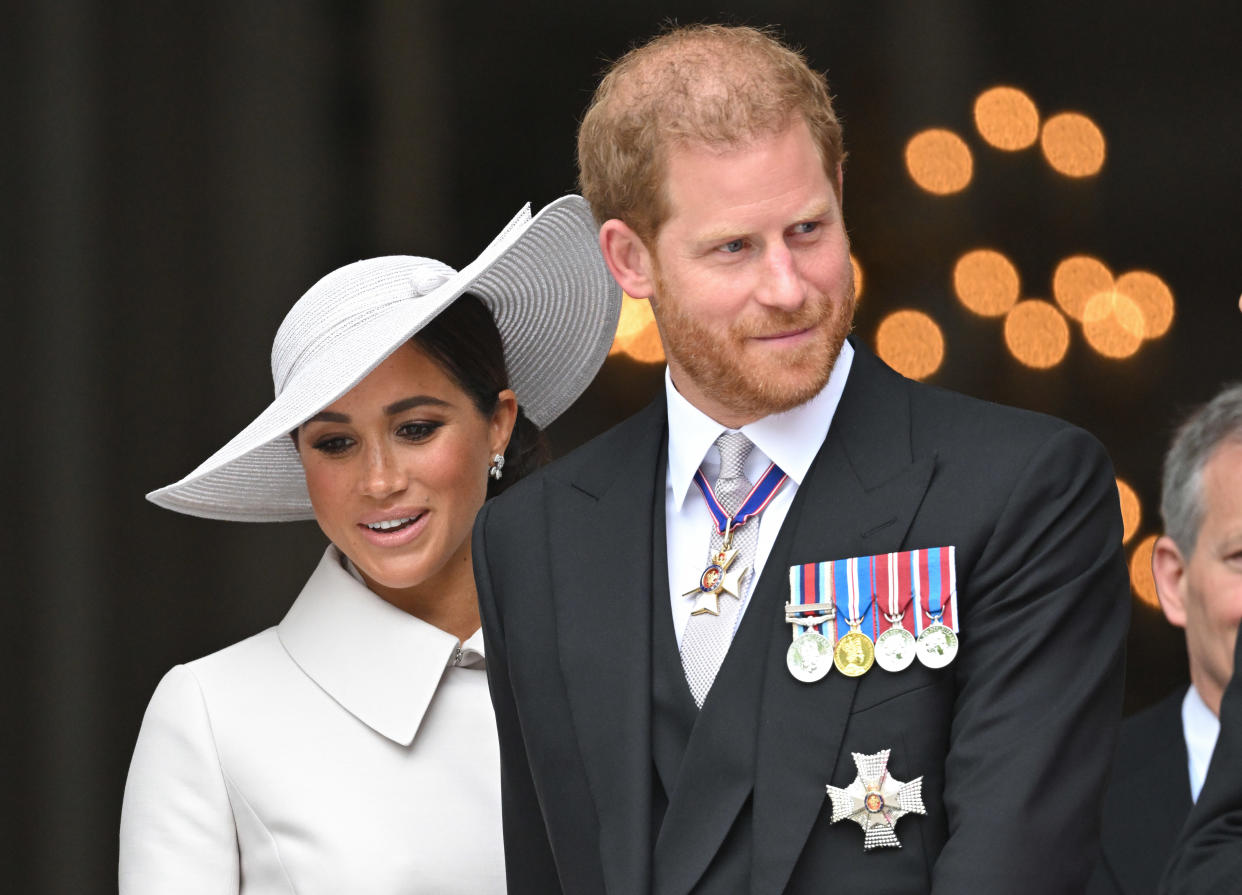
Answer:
[
  {"left": 277, "top": 545, "right": 485, "bottom": 747},
  {"left": 1183, "top": 682, "right": 1222, "bottom": 803},
  {"left": 665, "top": 339, "right": 854, "bottom": 511}
]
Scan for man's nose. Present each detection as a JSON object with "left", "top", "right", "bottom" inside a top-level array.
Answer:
[{"left": 755, "top": 243, "right": 807, "bottom": 311}]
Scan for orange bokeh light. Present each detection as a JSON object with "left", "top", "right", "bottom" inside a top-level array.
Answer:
[
  {"left": 905, "top": 129, "right": 974, "bottom": 195},
  {"left": 1115, "top": 270, "right": 1175, "bottom": 339},
  {"left": 1040, "top": 112, "right": 1106, "bottom": 177},
  {"left": 1083, "top": 290, "right": 1145, "bottom": 359},
  {"left": 1129, "top": 534, "right": 1160, "bottom": 608},
  {"left": 1116, "top": 478, "right": 1141, "bottom": 544},
  {"left": 1053, "top": 255, "right": 1114, "bottom": 321},
  {"left": 1004, "top": 300, "right": 1069, "bottom": 369},
  {"left": 609, "top": 293, "right": 665, "bottom": 364},
  {"left": 954, "top": 249, "right": 1020, "bottom": 317},
  {"left": 875, "top": 310, "right": 945, "bottom": 380},
  {"left": 974, "top": 86, "right": 1040, "bottom": 151},
  {"left": 851, "top": 254, "right": 864, "bottom": 301}
]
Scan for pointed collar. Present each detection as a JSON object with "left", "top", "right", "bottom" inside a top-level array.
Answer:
[
  {"left": 277, "top": 545, "right": 484, "bottom": 746},
  {"left": 664, "top": 339, "right": 854, "bottom": 512}
]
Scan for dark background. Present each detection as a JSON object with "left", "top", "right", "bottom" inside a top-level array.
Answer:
[{"left": 5, "top": 1, "right": 1239, "bottom": 890}]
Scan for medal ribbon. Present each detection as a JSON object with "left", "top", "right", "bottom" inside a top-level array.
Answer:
[
  {"left": 913, "top": 546, "right": 959, "bottom": 633},
  {"left": 787, "top": 560, "right": 834, "bottom": 636},
  {"left": 692, "top": 461, "right": 788, "bottom": 536},
  {"left": 834, "top": 556, "right": 877, "bottom": 640}
]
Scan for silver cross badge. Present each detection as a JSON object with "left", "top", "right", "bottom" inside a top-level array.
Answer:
[{"left": 826, "top": 749, "right": 926, "bottom": 850}]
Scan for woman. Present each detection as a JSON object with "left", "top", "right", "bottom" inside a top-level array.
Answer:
[{"left": 119, "top": 197, "right": 621, "bottom": 894}]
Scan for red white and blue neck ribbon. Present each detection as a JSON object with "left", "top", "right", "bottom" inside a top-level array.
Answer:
[{"left": 692, "top": 462, "right": 788, "bottom": 535}]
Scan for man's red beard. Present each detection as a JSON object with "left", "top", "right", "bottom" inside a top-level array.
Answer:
[{"left": 650, "top": 273, "right": 856, "bottom": 423}]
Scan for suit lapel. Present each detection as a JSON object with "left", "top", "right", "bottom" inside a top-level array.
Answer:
[
  {"left": 751, "top": 344, "right": 936, "bottom": 895},
  {"left": 550, "top": 397, "right": 666, "bottom": 895}
]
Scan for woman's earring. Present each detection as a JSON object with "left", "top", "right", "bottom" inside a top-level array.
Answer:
[{"left": 488, "top": 453, "right": 505, "bottom": 481}]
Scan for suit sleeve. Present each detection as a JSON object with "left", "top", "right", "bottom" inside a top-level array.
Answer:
[
  {"left": 473, "top": 501, "right": 564, "bottom": 893},
  {"left": 119, "top": 665, "right": 240, "bottom": 895},
  {"left": 931, "top": 426, "right": 1130, "bottom": 893},
  {"left": 1160, "top": 635, "right": 1242, "bottom": 894}
]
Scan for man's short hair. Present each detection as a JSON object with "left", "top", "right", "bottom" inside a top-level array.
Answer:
[
  {"left": 1161, "top": 383, "right": 1242, "bottom": 554},
  {"left": 577, "top": 23, "right": 845, "bottom": 243}
]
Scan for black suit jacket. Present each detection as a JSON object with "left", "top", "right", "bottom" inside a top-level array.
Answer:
[
  {"left": 1089, "top": 689, "right": 1193, "bottom": 895},
  {"left": 1161, "top": 636, "right": 1242, "bottom": 894},
  {"left": 474, "top": 340, "right": 1130, "bottom": 894}
]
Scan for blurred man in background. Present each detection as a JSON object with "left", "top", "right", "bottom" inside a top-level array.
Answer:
[{"left": 1091, "top": 384, "right": 1242, "bottom": 894}]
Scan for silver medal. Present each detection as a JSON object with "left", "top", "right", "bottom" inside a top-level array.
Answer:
[
  {"left": 786, "top": 630, "right": 834, "bottom": 682},
  {"left": 915, "top": 622, "right": 958, "bottom": 668},
  {"left": 875, "top": 626, "right": 917, "bottom": 672}
]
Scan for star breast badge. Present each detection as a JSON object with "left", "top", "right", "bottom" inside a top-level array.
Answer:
[{"left": 826, "top": 749, "right": 926, "bottom": 850}]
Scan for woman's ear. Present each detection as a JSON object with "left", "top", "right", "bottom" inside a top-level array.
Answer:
[
  {"left": 490, "top": 389, "right": 519, "bottom": 458},
  {"left": 599, "top": 219, "right": 657, "bottom": 300}
]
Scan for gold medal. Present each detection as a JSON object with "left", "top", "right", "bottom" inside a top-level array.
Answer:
[{"left": 834, "top": 629, "right": 875, "bottom": 677}]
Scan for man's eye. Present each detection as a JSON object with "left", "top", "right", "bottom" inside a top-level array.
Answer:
[
  {"left": 793, "top": 221, "right": 819, "bottom": 235},
  {"left": 313, "top": 436, "right": 354, "bottom": 455},
  {"left": 719, "top": 239, "right": 745, "bottom": 254}
]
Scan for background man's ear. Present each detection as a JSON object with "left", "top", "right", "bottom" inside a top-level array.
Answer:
[{"left": 1152, "top": 534, "right": 1190, "bottom": 628}]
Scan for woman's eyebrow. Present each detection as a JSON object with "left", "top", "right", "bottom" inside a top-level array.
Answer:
[
  {"left": 305, "top": 410, "right": 350, "bottom": 424},
  {"left": 383, "top": 395, "right": 451, "bottom": 415}
]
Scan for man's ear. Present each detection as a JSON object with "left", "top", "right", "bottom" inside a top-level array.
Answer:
[
  {"left": 599, "top": 219, "right": 657, "bottom": 300},
  {"left": 1152, "top": 534, "right": 1190, "bottom": 628}
]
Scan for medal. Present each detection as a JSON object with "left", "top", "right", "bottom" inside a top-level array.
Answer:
[
  {"left": 787, "top": 631, "right": 834, "bottom": 682},
  {"left": 874, "top": 551, "right": 916, "bottom": 672},
  {"left": 913, "top": 545, "right": 959, "bottom": 668},
  {"left": 826, "top": 748, "right": 926, "bottom": 850},
  {"left": 833, "top": 556, "right": 875, "bottom": 677},
  {"left": 875, "top": 625, "right": 917, "bottom": 672},
  {"left": 785, "top": 563, "right": 836, "bottom": 682},
  {"left": 684, "top": 544, "right": 746, "bottom": 616},
  {"left": 683, "top": 461, "right": 788, "bottom": 616},
  {"left": 916, "top": 623, "right": 958, "bottom": 668}
]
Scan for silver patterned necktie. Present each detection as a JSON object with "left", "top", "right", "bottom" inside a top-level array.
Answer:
[{"left": 680, "top": 431, "right": 757, "bottom": 708}]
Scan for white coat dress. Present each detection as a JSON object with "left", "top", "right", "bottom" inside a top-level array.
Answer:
[{"left": 119, "top": 546, "right": 505, "bottom": 894}]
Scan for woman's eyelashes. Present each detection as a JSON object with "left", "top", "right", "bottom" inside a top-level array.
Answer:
[
  {"left": 312, "top": 434, "right": 355, "bottom": 456},
  {"left": 309, "top": 420, "right": 444, "bottom": 456},
  {"left": 396, "top": 420, "right": 442, "bottom": 442}
]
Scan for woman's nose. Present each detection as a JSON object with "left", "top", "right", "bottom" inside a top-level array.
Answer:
[{"left": 360, "top": 442, "right": 407, "bottom": 498}]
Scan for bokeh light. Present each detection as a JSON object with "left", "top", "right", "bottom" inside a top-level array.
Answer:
[
  {"left": 1053, "top": 255, "right": 1114, "bottom": 321},
  {"left": 1115, "top": 270, "right": 1175, "bottom": 339},
  {"left": 905, "top": 129, "right": 974, "bottom": 195},
  {"left": 1040, "top": 112, "right": 1106, "bottom": 177},
  {"left": 974, "top": 86, "right": 1040, "bottom": 151},
  {"left": 954, "top": 249, "right": 1020, "bottom": 316},
  {"left": 609, "top": 293, "right": 665, "bottom": 364},
  {"left": 1083, "top": 290, "right": 1145, "bottom": 359},
  {"left": 875, "top": 310, "right": 945, "bottom": 380},
  {"left": 1129, "top": 534, "right": 1160, "bottom": 608},
  {"left": 1116, "top": 478, "right": 1141, "bottom": 544},
  {"left": 851, "top": 254, "right": 864, "bottom": 301},
  {"left": 1004, "top": 300, "right": 1069, "bottom": 368}
]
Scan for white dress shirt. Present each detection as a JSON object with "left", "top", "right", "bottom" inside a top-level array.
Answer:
[
  {"left": 665, "top": 340, "right": 854, "bottom": 647},
  {"left": 119, "top": 545, "right": 504, "bottom": 894},
  {"left": 1183, "top": 682, "right": 1222, "bottom": 803}
]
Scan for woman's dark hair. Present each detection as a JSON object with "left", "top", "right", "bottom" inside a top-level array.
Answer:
[{"left": 412, "top": 292, "right": 549, "bottom": 498}]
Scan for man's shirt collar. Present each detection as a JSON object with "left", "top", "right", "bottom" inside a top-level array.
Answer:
[{"left": 665, "top": 339, "right": 854, "bottom": 510}]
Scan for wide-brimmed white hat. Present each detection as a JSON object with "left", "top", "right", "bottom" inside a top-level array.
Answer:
[{"left": 148, "top": 195, "right": 620, "bottom": 522}]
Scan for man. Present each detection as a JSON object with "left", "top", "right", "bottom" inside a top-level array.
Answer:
[
  {"left": 1090, "top": 384, "right": 1242, "bottom": 895},
  {"left": 1161, "top": 636, "right": 1242, "bottom": 893},
  {"left": 474, "top": 24, "right": 1130, "bottom": 894}
]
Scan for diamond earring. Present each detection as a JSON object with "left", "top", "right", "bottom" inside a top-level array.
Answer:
[{"left": 488, "top": 453, "right": 505, "bottom": 481}]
